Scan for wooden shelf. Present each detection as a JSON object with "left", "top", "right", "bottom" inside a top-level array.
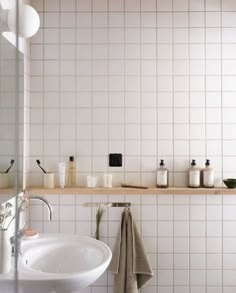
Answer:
[
  {"left": 0, "top": 188, "right": 16, "bottom": 195},
  {"left": 25, "top": 186, "right": 236, "bottom": 196}
]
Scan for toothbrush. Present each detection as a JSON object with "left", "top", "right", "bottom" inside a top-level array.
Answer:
[
  {"left": 121, "top": 182, "right": 149, "bottom": 189},
  {"left": 36, "top": 160, "right": 47, "bottom": 174},
  {"left": 5, "top": 159, "right": 15, "bottom": 173}
]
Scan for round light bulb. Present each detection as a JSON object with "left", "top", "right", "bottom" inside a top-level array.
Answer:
[{"left": 7, "top": 4, "right": 40, "bottom": 38}]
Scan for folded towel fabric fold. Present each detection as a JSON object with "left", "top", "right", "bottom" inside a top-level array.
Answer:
[{"left": 109, "top": 208, "right": 153, "bottom": 293}]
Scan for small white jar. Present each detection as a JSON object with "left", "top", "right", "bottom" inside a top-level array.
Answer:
[
  {"left": 87, "top": 175, "right": 97, "bottom": 188},
  {"left": 103, "top": 173, "right": 112, "bottom": 188}
]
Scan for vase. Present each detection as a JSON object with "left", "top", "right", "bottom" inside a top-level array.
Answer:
[{"left": 0, "top": 229, "right": 11, "bottom": 274}]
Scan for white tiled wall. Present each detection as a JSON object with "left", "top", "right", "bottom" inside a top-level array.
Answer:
[
  {"left": 29, "top": 193, "right": 236, "bottom": 293},
  {"left": 29, "top": 0, "right": 236, "bottom": 187},
  {"left": 28, "top": 0, "right": 236, "bottom": 292}
]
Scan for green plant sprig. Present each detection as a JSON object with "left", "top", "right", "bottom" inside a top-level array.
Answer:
[{"left": 94, "top": 205, "right": 105, "bottom": 240}]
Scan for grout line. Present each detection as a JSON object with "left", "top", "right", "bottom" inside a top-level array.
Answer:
[
  {"left": 107, "top": 4, "right": 110, "bottom": 179},
  {"left": 42, "top": 0, "right": 45, "bottom": 230},
  {"left": 28, "top": 89, "right": 236, "bottom": 94},
  {"left": 188, "top": 1, "right": 191, "bottom": 171},
  {"left": 220, "top": 2, "right": 224, "bottom": 293},
  {"left": 30, "top": 59, "right": 236, "bottom": 63},
  {"left": 74, "top": 0, "right": 77, "bottom": 180},
  {"left": 205, "top": 195, "right": 207, "bottom": 293},
  {"left": 140, "top": 0, "right": 142, "bottom": 186},
  {"left": 204, "top": 3, "right": 207, "bottom": 290},
  {"left": 189, "top": 196, "right": 191, "bottom": 293},
  {"left": 156, "top": 0, "right": 159, "bottom": 189},
  {"left": 222, "top": 194, "right": 224, "bottom": 293},
  {"left": 74, "top": 0, "right": 77, "bottom": 236},
  {"left": 171, "top": 2, "right": 175, "bottom": 292},
  {"left": 31, "top": 41, "right": 236, "bottom": 46},
  {"left": 156, "top": 194, "right": 159, "bottom": 293},
  {"left": 188, "top": 4, "right": 190, "bottom": 293},
  {"left": 58, "top": 0, "right": 61, "bottom": 234},
  {"left": 123, "top": 1, "right": 126, "bottom": 184},
  {"left": 91, "top": 5, "right": 94, "bottom": 177},
  {"left": 30, "top": 73, "right": 236, "bottom": 77},
  {"left": 204, "top": 2, "right": 207, "bottom": 290},
  {"left": 38, "top": 10, "right": 236, "bottom": 14},
  {"left": 172, "top": 1, "right": 175, "bottom": 187},
  {"left": 107, "top": 4, "right": 110, "bottom": 292},
  {"left": 58, "top": 0, "right": 61, "bottom": 163},
  {"left": 204, "top": 1, "right": 207, "bottom": 160},
  {"left": 220, "top": 5, "right": 224, "bottom": 184}
]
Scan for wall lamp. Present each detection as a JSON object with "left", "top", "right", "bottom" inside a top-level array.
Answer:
[{"left": 0, "top": 3, "right": 40, "bottom": 38}]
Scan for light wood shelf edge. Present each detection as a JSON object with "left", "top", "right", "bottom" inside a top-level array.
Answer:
[
  {"left": 25, "top": 186, "right": 236, "bottom": 196},
  {"left": 0, "top": 188, "right": 16, "bottom": 195}
]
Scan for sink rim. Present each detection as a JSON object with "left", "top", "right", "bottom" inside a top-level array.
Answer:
[{"left": 19, "top": 234, "right": 112, "bottom": 280}]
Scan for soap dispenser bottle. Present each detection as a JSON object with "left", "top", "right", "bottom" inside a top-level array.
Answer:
[
  {"left": 203, "top": 159, "right": 214, "bottom": 188},
  {"left": 68, "top": 156, "right": 76, "bottom": 187},
  {"left": 156, "top": 159, "right": 169, "bottom": 188},
  {"left": 188, "top": 159, "right": 200, "bottom": 188}
]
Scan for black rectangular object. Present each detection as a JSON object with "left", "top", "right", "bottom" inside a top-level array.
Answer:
[{"left": 109, "top": 153, "right": 122, "bottom": 167}]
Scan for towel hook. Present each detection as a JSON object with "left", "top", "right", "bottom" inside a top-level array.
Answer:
[{"left": 125, "top": 203, "right": 130, "bottom": 210}]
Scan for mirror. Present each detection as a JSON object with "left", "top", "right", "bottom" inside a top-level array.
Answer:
[{"left": 0, "top": 33, "right": 23, "bottom": 205}]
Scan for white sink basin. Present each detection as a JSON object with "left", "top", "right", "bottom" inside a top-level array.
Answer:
[{"left": 0, "top": 234, "right": 112, "bottom": 293}]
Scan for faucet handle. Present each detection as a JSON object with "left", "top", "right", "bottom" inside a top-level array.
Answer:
[
  {"left": 18, "top": 226, "right": 26, "bottom": 239},
  {"left": 10, "top": 225, "right": 26, "bottom": 256},
  {"left": 10, "top": 224, "right": 26, "bottom": 243}
]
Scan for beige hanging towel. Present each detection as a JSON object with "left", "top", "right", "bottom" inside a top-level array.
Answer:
[{"left": 109, "top": 208, "right": 153, "bottom": 293}]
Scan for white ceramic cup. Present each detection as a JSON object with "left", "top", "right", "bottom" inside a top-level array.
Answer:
[
  {"left": 43, "top": 173, "right": 55, "bottom": 189},
  {"left": 87, "top": 175, "right": 97, "bottom": 188},
  {"left": 0, "top": 173, "right": 8, "bottom": 188},
  {"left": 103, "top": 173, "right": 112, "bottom": 188}
]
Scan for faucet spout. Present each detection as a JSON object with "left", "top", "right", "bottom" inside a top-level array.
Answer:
[{"left": 29, "top": 195, "right": 53, "bottom": 220}]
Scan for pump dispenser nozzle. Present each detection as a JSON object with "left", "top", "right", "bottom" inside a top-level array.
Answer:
[{"left": 69, "top": 156, "right": 74, "bottom": 162}]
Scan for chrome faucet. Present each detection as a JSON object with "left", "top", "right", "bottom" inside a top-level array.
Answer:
[
  {"left": 10, "top": 196, "right": 53, "bottom": 256},
  {"left": 29, "top": 195, "right": 53, "bottom": 220}
]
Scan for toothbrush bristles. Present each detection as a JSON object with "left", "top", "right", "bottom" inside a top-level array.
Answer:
[{"left": 36, "top": 159, "right": 47, "bottom": 174}]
